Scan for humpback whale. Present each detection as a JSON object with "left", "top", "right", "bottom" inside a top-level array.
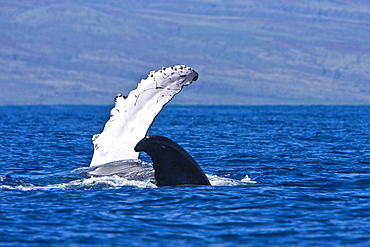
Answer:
[{"left": 88, "top": 65, "right": 210, "bottom": 186}]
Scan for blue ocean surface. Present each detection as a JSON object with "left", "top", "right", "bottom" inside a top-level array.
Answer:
[{"left": 0, "top": 105, "right": 369, "bottom": 246}]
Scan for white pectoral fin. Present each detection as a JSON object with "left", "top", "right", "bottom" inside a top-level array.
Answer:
[{"left": 89, "top": 65, "right": 198, "bottom": 167}]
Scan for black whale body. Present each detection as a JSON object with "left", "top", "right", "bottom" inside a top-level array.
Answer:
[{"left": 135, "top": 135, "right": 211, "bottom": 187}]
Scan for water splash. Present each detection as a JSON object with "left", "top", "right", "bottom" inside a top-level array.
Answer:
[
  {"left": 207, "top": 174, "right": 256, "bottom": 186},
  {"left": 1, "top": 173, "right": 255, "bottom": 191}
]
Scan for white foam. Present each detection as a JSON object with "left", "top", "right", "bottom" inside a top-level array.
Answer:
[
  {"left": 207, "top": 174, "right": 256, "bottom": 186},
  {"left": 78, "top": 175, "right": 157, "bottom": 189},
  {"left": 0, "top": 174, "right": 256, "bottom": 191},
  {"left": 0, "top": 175, "right": 157, "bottom": 191}
]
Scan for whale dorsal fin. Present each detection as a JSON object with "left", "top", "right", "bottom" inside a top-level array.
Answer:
[{"left": 135, "top": 135, "right": 210, "bottom": 187}]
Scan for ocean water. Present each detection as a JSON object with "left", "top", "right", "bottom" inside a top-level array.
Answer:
[{"left": 0, "top": 105, "right": 369, "bottom": 246}]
